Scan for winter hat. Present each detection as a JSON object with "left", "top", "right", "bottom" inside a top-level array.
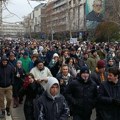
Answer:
[
  {"left": 17, "top": 60, "right": 22, "bottom": 65},
  {"left": 78, "top": 47, "right": 81, "bottom": 51},
  {"left": 33, "top": 49, "right": 38, "bottom": 55},
  {"left": 1, "top": 55, "right": 8, "bottom": 61},
  {"left": 23, "top": 52, "right": 28, "bottom": 56},
  {"left": 97, "top": 60, "right": 106, "bottom": 69},
  {"left": 80, "top": 66, "right": 89, "bottom": 74},
  {"left": 53, "top": 53, "right": 59, "bottom": 58}
]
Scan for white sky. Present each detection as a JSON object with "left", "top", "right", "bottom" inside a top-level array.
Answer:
[{"left": 2, "top": 0, "right": 41, "bottom": 23}]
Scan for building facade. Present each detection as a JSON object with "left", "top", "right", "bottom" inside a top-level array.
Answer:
[
  {"left": 0, "top": 23, "right": 25, "bottom": 37},
  {"left": 23, "top": 0, "right": 86, "bottom": 38}
]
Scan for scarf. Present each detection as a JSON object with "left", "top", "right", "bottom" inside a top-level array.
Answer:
[{"left": 96, "top": 67, "right": 105, "bottom": 82}]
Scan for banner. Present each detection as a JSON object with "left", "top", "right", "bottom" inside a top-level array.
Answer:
[
  {"left": 70, "top": 38, "right": 78, "bottom": 44},
  {"left": 86, "top": 0, "right": 105, "bottom": 29}
]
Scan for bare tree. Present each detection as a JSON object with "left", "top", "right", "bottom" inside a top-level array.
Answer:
[{"left": 106, "top": 0, "right": 120, "bottom": 26}]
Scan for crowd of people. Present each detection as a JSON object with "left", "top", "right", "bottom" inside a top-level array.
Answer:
[{"left": 0, "top": 38, "right": 120, "bottom": 120}]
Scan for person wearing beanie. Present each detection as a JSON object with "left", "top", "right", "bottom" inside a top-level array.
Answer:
[
  {"left": 91, "top": 60, "right": 107, "bottom": 87},
  {"left": 34, "top": 77, "right": 70, "bottom": 120},
  {"left": 87, "top": 49, "right": 100, "bottom": 72},
  {"left": 90, "top": 59, "right": 108, "bottom": 120},
  {"left": 48, "top": 53, "right": 60, "bottom": 77},
  {"left": 65, "top": 66, "right": 97, "bottom": 120},
  {"left": 53, "top": 53, "right": 59, "bottom": 58},
  {"left": 76, "top": 47, "right": 82, "bottom": 59},
  {"left": 80, "top": 66, "right": 90, "bottom": 75}
]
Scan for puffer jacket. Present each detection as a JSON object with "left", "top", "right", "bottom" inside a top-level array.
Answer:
[
  {"left": 35, "top": 92, "right": 69, "bottom": 120},
  {"left": 65, "top": 76, "right": 97, "bottom": 117},
  {"left": 0, "top": 63, "right": 14, "bottom": 87}
]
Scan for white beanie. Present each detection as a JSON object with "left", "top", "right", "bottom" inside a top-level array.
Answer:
[
  {"left": 17, "top": 60, "right": 22, "bottom": 65},
  {"left": 33, "top": 49, "right": 38, "bottom": 54},
  {"left": 53, "top": 53, "right": 59, "bottom": 58},
  {"left": 78, "top": 47, "right": 81, "bottom": 51}
]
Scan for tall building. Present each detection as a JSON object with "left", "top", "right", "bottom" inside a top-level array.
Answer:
[
  {"left": 41, "top": 0, "right": 86, "bottom": 34},
  {"left": 24, "top": 0, "right": 86, "bottom": 38},
  {"left": 0, "top": 23, "right": 25, "bottom": 36}
]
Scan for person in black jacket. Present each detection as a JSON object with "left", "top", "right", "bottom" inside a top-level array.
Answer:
[
  {"left": 13, "top": 60, "right": 26, "bottom": 108},
  {"left": 19, "top": 73, "right": 44, "bottom": 120},
  {"left": 34, "top": 77, "right": 70, "bottom": 120},
  {"left": 48, "top": 53, "right": 60, "bottom": 77},
  {"left": 56, "top": 64, "right": 73, "bottom": 96},
  {"left": 96, "top": 67, "right": 120, "bottom": 120},
  {"left": 65, "top": 66, "right": 97, "bottom": 120},
  {"left": 0, "top": 56, "right": 14, "bottom": 118},
  {"left": 91, "top": 60, "right": 107, "bottom": 88}
]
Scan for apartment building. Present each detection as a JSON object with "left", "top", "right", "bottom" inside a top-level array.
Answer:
[
  {"left": 23, "top": 0, "right": 86, "bottom": 37},
  {"left": 0, "top": 23, "right": 25, "bottom": 36}
]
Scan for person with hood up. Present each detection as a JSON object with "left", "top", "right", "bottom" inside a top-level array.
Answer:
[
  {"left": 0, "top": 56, "right": 14, "bottom": 118},
  {"left": 34, "top": 77, "right": 70, "bottom": 120},
  {"left": 65, "top": 66, "right": 97, "bottom": 120}
]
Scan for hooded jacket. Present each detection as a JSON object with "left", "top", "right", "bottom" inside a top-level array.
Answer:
[
  {"left": 34, "top": 77, "right": 70, "bottom": 120},
  {"left": 0, "top": 58, "right": 14, "bottom": 87}
]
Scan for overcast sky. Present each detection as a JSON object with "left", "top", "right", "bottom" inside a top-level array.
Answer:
[{"left": 3, "top": 0, "right": 41, "bottom": 23}]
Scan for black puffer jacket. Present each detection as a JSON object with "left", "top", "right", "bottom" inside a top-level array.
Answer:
[
  {"left": 97, "top": 80, "right": 120, "bottom": 120},
  {"left": 35, "top": 92, "right": 69, "bottom": 120},
  {"left": 65, "top": 76, "right": 97, "bottom": 118},
  {"left": 0, "top": 63, "right": 14, "bottom": 87}
]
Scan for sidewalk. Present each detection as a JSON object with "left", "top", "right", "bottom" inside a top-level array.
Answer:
[
  {"left": 11, "top": 103, "right": 25, "bottom": 120},
  {"left": 2, "top": 99, "right": 25, "bottom": 120}
]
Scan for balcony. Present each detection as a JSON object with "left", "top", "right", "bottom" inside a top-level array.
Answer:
[{"left": 53, "top": 0, "right": 67, "bottom": 9}]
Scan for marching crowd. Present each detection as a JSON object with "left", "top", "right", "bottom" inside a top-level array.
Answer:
[{"left": 0, "top": 39, "right": 120, "bottom": 120}]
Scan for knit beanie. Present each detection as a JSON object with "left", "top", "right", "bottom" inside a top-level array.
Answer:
[
  {"left": 97, "top": 60, "right": 105, "bottom": 69},
  {"left": 80, "top": 66, "right": 89, "bottom": 74},
  {"left": 53, "top": 53, "right": 59, "bottom": 58}
]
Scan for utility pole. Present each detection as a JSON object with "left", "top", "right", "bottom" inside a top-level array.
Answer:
[{"left": 0, "top": 1, "right": 2, "bottom": 36}]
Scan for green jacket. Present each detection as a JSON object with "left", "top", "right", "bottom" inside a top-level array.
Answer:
[
  {"left": 19, "top": 57, "right": 31, "bottom": 73},
  {"left": 87, "top": 55, "right": 100, "bottom": 72}
]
